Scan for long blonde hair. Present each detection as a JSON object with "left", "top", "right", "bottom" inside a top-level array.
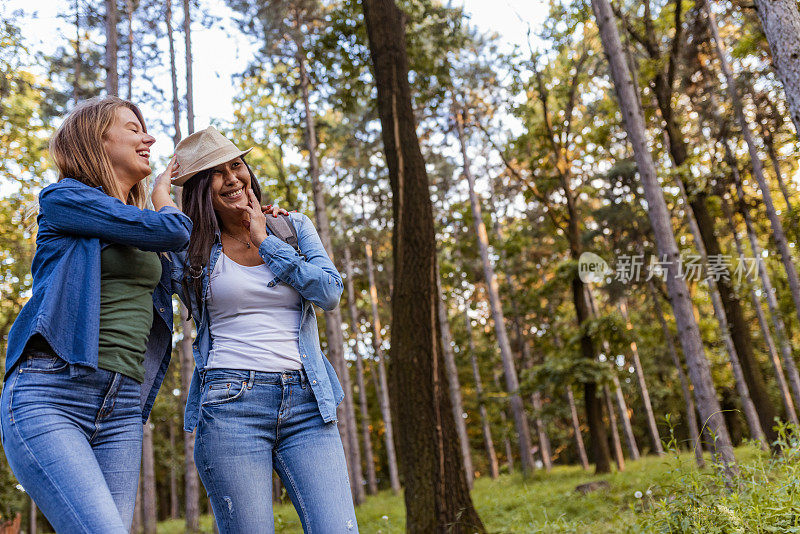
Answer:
[{"left": 50, "top": 96, "right": 149, "bottom": 208}]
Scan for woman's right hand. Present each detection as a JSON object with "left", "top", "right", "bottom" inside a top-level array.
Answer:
[{"left": 152, "top": 157, "right": 179, "bottom": 210}]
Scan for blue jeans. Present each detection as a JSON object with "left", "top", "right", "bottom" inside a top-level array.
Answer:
[
  {"left": 0, "top": 353, "right": 142, "bottom": 533},
  {"left": 194, "top": 369, "right": 358, "bottom": 533}
]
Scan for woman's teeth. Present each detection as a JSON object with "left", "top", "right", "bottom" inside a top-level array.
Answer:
[{"left": 222, "top": 188, "right": 244, "bottom": 199}]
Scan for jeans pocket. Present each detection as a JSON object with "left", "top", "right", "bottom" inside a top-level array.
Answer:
[
  {"left": 20, "top": 353, "right": 68, "bottom": 374},
  {"left": 201, "top": 380, "right": 246, "bottom": 407}
]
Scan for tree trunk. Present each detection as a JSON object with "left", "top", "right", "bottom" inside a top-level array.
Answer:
[
  {"left": 603, "top": 385, "right": 625, "bottom": 471},
  {"left": 646, "top": 278, "right": 705, "bottom": 468},
  {"left": 132, "top": 476, "right": 142, "bottom": 534},
  {"left": 487, "top": 175, "right": 552, "bottom": 472},
  {"left": 142, "top": 421, "right": 157, "bottom": 534},
  {"left": 454, "top": 110, "right": 535, "bottom": 475},
  {"left": 294, "top": 45, "right": 361, "bottom": 503},
  {"left": 183, "top": 0, "right": 194, "bottom": 135},
  {"left": 360, "top": 1, "right": 486, "bottom": 530},
  {"left": 591, "top": 0, "right": 736, "bottom": 472},
  {"left": 125, "top": 0, "right": 133, "bottom": 100},
  {"left": 73, "top": 0, "right": 81, "bottom": 105},
  {"left": 566, "top": 387, "right": 591, "bottom": 470},
  {"left": 435, "top": 262, "right": 474, "bottom": 487},
  {"left": 465, "top": 307, "right": 499, "bottom": 479},
  {"left": 720, "top": 192, "right": 799, "bottom": 426},
  {"left": 169, "top": 419, "right": 180, "bottom": 519},
  {"left": 641, "top": 15, "right": 778, "bottom": 441},
  {"left": 104, "top": 0, "right": 118, "bottom": 95},
  {"left": 618, "top": 299, "right": 663, "bottom": 454},
  {"left": 29, "top": 500, "right": 36, "bottom": 534},
  {"left": 705, "top": 1, "right": 800, "bottom": 350},
  {"left": 585, "top": 288, "right": 639, "bottom": 460},
  {"left": 166, "top": 0, "right": 180, "bottom": 145},
  {"left": 343, "top": 246, "right": 379, "bottom": 495},
  {"left": 751, "top": 0, "right": 800, "bottom": 137},
  {"left": 365, "top": 242, "right": 401, "bottom": 494},
  {"left": 668, "top": 176, "right": 768, "bottom": 445},
  {"left": 179, "top": 315, "right": 199, "bottom": 532}
]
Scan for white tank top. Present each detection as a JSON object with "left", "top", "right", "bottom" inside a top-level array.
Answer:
[{"left": 206, "top": 252, "right": 303, "bottom": 372}]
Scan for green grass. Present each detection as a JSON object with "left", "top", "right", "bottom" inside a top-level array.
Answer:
[{"left": 157, "top": 442, "right": 796, "bottom": 533}]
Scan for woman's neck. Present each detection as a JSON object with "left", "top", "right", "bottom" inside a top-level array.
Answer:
[{"left": 218, "top": 211, "right": 247, "bottom": 237}]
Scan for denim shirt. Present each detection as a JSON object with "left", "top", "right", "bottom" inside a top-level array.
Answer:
[
  {"left": 172, "top": 212, "right": 345, "bottom": 431},
  {"left": 4, "top": 178, "right": 193, "bottom": 422}
]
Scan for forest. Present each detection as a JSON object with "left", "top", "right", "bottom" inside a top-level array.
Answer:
[{"left": 1, "top": 0, "right": 800, "bottom": 532}]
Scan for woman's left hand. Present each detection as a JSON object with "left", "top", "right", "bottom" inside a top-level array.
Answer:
[{"left": 237, "top": 189, "right": 268, "bottom": 247}]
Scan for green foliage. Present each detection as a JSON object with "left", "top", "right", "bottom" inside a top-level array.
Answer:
[{"left": 636, "top": 424, "right": 800, "bottom": 533}]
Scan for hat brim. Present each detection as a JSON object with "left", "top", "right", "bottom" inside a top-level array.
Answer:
[{"left": 171, "top": 147, "right": 254, "bottom": 186}]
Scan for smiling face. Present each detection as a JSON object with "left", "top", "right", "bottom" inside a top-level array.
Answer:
[
  {"left": 210, "top": 157, "right": 252, "bottom": 216},
  {"left": 102, "top": 107, "right": 155, "bottom": 189}
]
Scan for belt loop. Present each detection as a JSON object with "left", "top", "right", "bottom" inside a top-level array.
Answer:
[
  {"left": 247, "top": 370, "right": 255, "bottom": 390},
  {"left": 199, "top": 367, "right": 207, "bottom": 387},
  {"left": 300, "top": 367, "right": 308, "bottom": 388}
]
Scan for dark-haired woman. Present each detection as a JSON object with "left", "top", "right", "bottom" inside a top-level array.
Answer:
[
  {"left": 170, "top": 126, "right": 358, "bottom": 533},
  {"left": 0, "top": 96, "right": 191, "bottom": 532}
]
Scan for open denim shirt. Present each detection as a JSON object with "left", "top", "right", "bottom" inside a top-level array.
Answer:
[
  {"left": 171, "top": 212, "right": 345, "bottom": 432},
  {"left": 3, "top": 178, "right": 193, "bottom": 422}
]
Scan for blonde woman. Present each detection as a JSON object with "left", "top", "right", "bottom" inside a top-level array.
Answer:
[{"left": 0, "top": 96, "right": 190, "bottom": 532}]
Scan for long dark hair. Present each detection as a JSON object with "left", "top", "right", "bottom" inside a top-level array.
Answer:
[{"left": 181, "top": 159, "right": 263, "bottom": 306}]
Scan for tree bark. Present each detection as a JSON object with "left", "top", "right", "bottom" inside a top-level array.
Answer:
[
  {"left": 142, "top": 421, "right": 157, "bottom": 534},
  {"left": 125, "top": 0, "right": 133, "bottom": 100},
  {"left": 343, "top": 246, "right": 379, "bottom": 495},
  {"left": 465, "top": 306, "right": 499, "bottom": 479},
  {"left": 436, "top": 263, "right": 474, "bottom": 487},
  {"left": 591, "top": 0, "right": 736, "bottom": 472},
  {"left": 646, "top": 279, "right": 705, "bottom": 467},
  {"left": 704, "top": 1, "right": 800, "bottom": 354},
  {"left": 603, "top": 385, "right": 625, "bottom": 471},
  {"left": 619, "top": 298, "right": 663, "bottom": 454},
  {"left": 73, "top": 0, "right": 81, "bottom": 105},
  {"left": 361, "top": 1, "right": 486, "bottom": 529},
  {"left": 104, "top": 0, "right": 118, "bottom": 95},
  {"left": 183, "top": 0, "right": 194, "bottom": 135},
  {"left": 169, "top": 419, "right": 180, "bottom": 519},
  {"left": 669, "top": 177, "right": 767, "bottom": 445},
  {"left": 566, "top": 387, "right": 591, "bottom": 470},
  {"left": 365, "top": 242, "right": 401, "bottom": 494},
  {"left": 751, "top": 0, "right": 800, "bottom": 137},
  {"left": 455, "top": 110, "right": 535, "bottom": 475},
  {"left": 131, "top": 479, "right": 141, "bottom": 534}
]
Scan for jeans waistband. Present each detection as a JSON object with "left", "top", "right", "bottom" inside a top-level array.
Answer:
[{"left": 201, "top": 368, "right": 307, "bottom": 386}]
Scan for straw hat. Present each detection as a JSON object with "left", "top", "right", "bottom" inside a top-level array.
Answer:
[{"left": 172, "top": 126, "right": 253, "bottom": 186}]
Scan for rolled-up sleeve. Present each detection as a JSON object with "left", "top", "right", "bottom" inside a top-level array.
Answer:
[
  {"left": 39, "top": 181, "right": 192, "bottom": 252},
  {"left": 257, "top": 214, "right": 343, "bottom": 310}
]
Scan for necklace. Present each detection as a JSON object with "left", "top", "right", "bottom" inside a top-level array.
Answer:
[{"left": 223, "top": 232, "right": 251, "bottom": 249}]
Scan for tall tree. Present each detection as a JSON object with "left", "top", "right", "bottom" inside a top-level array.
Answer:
[
  {"left": 590, "top": 0, "right": 737, "bottom": 472},
  {"left": 105, "top": 0, "right": 118, "bottom": 95},
  {"left": 454, "top": 109, "right": 535, "bottom": 475},
  {"left": 142, "top": 421, "right": 157, "bottom": 534},
  {"left": 364, "top": 242, "right": 401, "bottom": 494},
  {"left": 750, "top": 0, "right": 800, "bottom": 136},
  {"left": 343, "top": 246, "right": 378, "bottom": 495},
  {"left": 360, "top": 0, "right": 485, "bottom": 530}
]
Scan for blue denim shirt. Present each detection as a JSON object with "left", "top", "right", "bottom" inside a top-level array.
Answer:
[
  {"left": 4, "top": 178, "right": 193, "bottom": 422},
  {"left": 172, "top": 212, "right": 345, "bottom": 431}
]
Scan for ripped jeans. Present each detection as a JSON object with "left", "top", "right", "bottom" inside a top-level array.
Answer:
[{"left": 194, "top": 369, "right": 358, "bottom": 533}]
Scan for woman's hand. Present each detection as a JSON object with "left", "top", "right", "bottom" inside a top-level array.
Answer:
[
  {"left": 152, "top": 157, "right": 179, "bottom": 210},
  {"left": 237, "top": 189, "right": 268, "bottom": 247},
  {"left": 262, "top": 205, "right": 290, "bottom": 217}
]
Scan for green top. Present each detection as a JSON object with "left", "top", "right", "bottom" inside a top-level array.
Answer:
[{"left": 97, "top": 244, "right": 162, "bottom": 383}]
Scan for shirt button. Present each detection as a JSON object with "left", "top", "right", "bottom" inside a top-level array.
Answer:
[
  {"left": 302, "top": 354, "right": 307, "bottom": 358},
  {"left": 159, "top": 307, "right": 165, "bottom": 313},
  {"left": 312, "top": 380, "right": 317, "bottom": 385}
]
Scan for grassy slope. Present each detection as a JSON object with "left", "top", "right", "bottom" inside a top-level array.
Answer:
[{"left": 157, "top": 446, "right": 765, "bottom": 533}]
